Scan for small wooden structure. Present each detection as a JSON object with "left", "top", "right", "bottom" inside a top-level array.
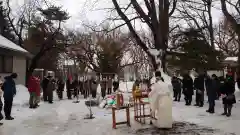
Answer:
[
  {"left": 112, "top": 105, "right": 131, "bottom": 129},
  {"left": 111, "top": 92, "right": 131, "bottom": 129},
  {"left": 133, "top": 89, "right": 151, "bottom": 124}
]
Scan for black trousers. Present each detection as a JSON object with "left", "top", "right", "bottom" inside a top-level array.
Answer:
[
  {"left": 67, "top": 89, "right": 72, "bottom": 99},
  {"left": 101, "top": 88, "right": 106, "bottom": 98},
  {"left": 57, "top": 89, "right": 63, "bottom": 99},
  {"left": 223, "top": 104, "right": 233, "bottom": 115},
  {"left": 43, "top": 89, "right": 48, "bottom": 101},
  {"left": 195, "top": 90, "right": 204, "bottom": 107},
  {"left": 4, "top": 98, "right": 13, "bottom": 118},
  {"left": 185, "top": 93, "right": 192, "bottom": 105},
  {"left": 84, "top": 89, "right": 90, "bottom": 99},
  {"left": 47, "top": 91, "right": 53, "bottom": 103},
  {"left": 0, "top": 97, "right": 3, "bottom": 120},
  {"left": 195, "top": 92, "right": 204, "bottom": 106},
  {"left": 107, "top": 88, "right": 112, "bottom": 94},
  {"left": 91, "top": 90, "right": 97, "bottom": 98},
  {"left": 173, "top": 88, "right": 181, "bottom": 101},
  {"left": 208, "top": 100, "right": 215, "bottom": 112},
  {"left": 113, "top": 87, "right": 118, "bottom": 92},
  {"left": 73, "top": 88, "right": 80, "bottom": 98}
]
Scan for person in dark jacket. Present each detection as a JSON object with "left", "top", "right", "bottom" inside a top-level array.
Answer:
[
  {"left": 100, "top": 78, "right": 107, "bottom": 98},
  {"left": 2, "top": 73, "right": 17, "bottom": 120},
  {"left": 113, "top": 79, "right": 119, "bottom": 92},
  {"left": 182, "top": 74, "right": 194, "bottom": 106},
  {"left": 46, "top": 76, "right": 56, "bottom": 104},
  {"left": 107, "top": 77, "right": 112, "bottom": 94},
  {"left": 91, "top": 78, "right": 98, "bottom": 98},
  {"left": 72, "top": 76, "right": 79, "bottom": 99},
  {"left": 66, "top": 77, "right": 73, "bottom": 99},
  {"left": 84, "top": 78, "right": 91, "bottom": 99},
  {"left": 42, "top": 75, "right": 51, "bottom": 101},
  {"left": 194, "top": 74, "right": 205, "bottom": 107},
  {"left": 221, "top": 75, "right": 236, "bottom": 117},
  {"left": 206, "top": 74, "right": 218, "bottom": 113},
  {"left": 79, "top": 78, "right": 84, "bottom": 95},
  {"left": 57, "top": 78, "right": 65, "bottom": 100},
  {"left": 171, "top": 76, "right": 182, "bottom": 102}
]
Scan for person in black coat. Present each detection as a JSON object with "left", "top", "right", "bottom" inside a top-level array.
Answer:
[
  {"left": 221, "top": 75, "right": 236, "bottom": 117},
  {"left": 194, "top": 74, "right": 205, "bottom": 107},
  {"left": 171, "top": 76, "right": 182, "bottom": 102},
  {"left": 91, "top": 78, "right": 98, "bottom": 98},
  {"left": 113, "top": 79, "right": 119, "bottom": 92},
  {"left": 1, "top": 73, "right": 17, "bottom": 120},
  {"left": 79, "top": 78, "right": 84, "bottom": 95},
  {"left": 206, "top": 74, "right": 218, "bottom": 113},
  {"left": 182, "top": 74, "right": 194, "bottom": 106},
  {"left": 100, "top": 78, "right": 107, "bottom": 99},
  {"left": 72, "top": 77, "right": 79, "bottom": 99},
  {"left": 66, "top": 77, "right": 73, "bottom": 99},
  {"left": 42, "top": 75, "right": 51, "bottom": 101},
  {"left": 84, "top": 78, "right": 91, "bottom": 99},
  {"left": 57, "top": 79, "right": 65, "bottom": 100}
]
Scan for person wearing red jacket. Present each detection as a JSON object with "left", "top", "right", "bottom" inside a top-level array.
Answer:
[{"left": 28, "top": 74, "right": 40, "bottom": 109}]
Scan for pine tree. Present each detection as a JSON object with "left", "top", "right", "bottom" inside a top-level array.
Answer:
[
  {"left": 169, "top": 28, "right": 223, "bottom": 71},
  {"left": 0, "top": 1, "right": 15, "bottom": 42}
]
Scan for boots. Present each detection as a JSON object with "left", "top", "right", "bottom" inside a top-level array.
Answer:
[
  {"left": 222, "top": 104, "right": 228, "bottom": 115},
  {"left": 209, "top": 107, "right": 215, "bottom": 113},
  {"left": 226, "top": 105, "right": 232, "bottom": 117}
]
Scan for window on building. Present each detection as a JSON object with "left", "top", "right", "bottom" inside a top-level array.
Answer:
[{"left": 0, "top": 55, "right": 13, "bottom": 73}]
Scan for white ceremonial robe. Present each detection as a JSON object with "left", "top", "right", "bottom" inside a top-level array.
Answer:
[{"left": 149, "top": 80, "right": 173, "bottom": 128}]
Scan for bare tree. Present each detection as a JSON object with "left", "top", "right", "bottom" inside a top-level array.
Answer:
[
  {"left": 111, "top": 0, "right": 177, "bottom": 71},
  {"left": 5, "top": 0, "right": 45, "bottom": 47},
  {"left": 215, "top": 18, "right": 238, "bottom": 56},
  {"left": 67, "top": 28, "right": 140, "bottom": 74},
  {"left": 220, "top": 0, "right": 240, "bottom": 70}
]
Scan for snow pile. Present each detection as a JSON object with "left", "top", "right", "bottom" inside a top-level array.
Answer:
[
  {"left": 0, "top": 35, "right": 28, "bottom": 53},
  {"left": 13, "top": 84, "right": 29, "bottom": 106},
  {"left": 148, "top": 48, "right": 172, "bottom": 83},
  {"left": 225, "top": 57, "right": 238, "bottom": 62}
]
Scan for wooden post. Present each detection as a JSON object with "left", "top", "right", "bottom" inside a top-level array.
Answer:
[
  {"left": 143, "top": 104, "right": 145, "bottom": 124},
  {"left": 112, "top": 107, "right": 116, "bottom": 129},
  {"left": 126, "top": 107, "right": 131, "bottom": 126}
]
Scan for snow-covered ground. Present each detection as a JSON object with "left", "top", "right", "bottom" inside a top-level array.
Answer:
[{"left": 0, "top": 84, "right": 239, "bottom": 135}]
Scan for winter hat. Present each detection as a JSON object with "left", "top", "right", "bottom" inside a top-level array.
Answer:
[{"left": 11, "top": 73, "right": 18, "bottom": 78}]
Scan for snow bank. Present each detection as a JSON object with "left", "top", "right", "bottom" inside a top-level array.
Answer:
[
  {"left": 0, "top": 35, "right": 28, "bottom": 53},
  {"left": 13, "top": 84, "right": 29, "bottom": 106},
  {"left": 225, "top": 57, "right": 238, "bottom": 62}
]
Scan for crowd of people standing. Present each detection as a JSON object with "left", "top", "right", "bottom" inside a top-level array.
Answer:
[
  {"left": 66, "top": 76, "right": 119, "bottom": 100},
  {"left": 171, "top": 72, "right": 237, "bottom": 117},
  {"left": 0, "top": 72, "right": 121, "bottom": 125}
]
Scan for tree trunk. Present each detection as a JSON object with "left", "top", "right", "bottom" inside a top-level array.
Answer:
[{"left": 26, "top": 50, "right": 45, "bottom": 86}]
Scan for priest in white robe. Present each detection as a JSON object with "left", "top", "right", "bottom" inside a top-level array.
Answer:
[{"left": 149, "top": 71, "right": 173, "bottom": 129}]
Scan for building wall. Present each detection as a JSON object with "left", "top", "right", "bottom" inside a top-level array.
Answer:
[{"left": 0, "top": 56, "right": 26, "bottom": 85}]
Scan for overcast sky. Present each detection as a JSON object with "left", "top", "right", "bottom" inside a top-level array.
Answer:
[
  {"left": 9, "top": 0, "right": 224, "bottom": 30},
  {"left": 54, "top": 0, "right": 223, "bottom": 29}
]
